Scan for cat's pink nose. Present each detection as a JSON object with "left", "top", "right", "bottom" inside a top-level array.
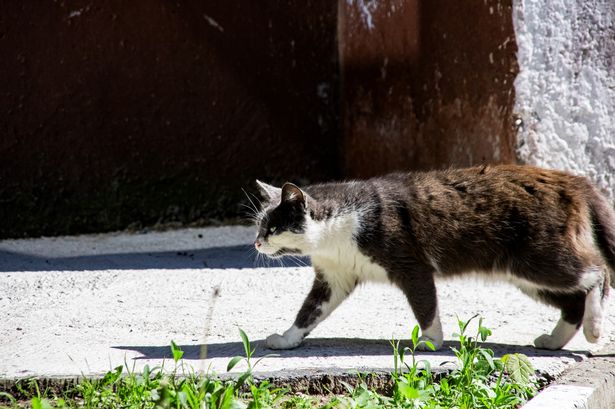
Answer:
[{"left": 254, "top": 240, "right": 262, "bottom": 249}]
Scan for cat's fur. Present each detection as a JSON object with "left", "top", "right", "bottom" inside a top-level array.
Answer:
[{"left": 253, "top": 165, "right": 615, "bottom": 350}]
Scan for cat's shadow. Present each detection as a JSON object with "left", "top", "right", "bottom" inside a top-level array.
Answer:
[
  {"left": 113, "top": 338, "right": 589, "bottom": 363},
  {"left": 0, "top": 244, "right": 310, "bottom": 272}
]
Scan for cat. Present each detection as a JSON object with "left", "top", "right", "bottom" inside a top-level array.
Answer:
[{"left": 252, "top": 165, "right": 615, "bottom": 351}]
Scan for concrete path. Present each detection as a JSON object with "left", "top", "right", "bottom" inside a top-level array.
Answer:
[{"left": 2, "top": 226, "right": 615, "bottom": 385}]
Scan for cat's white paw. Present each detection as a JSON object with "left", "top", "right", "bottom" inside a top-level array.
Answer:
[
  {"left": 417, "top": 313, "right": 443, "bottom": 351},
  {"left": 583, "top": 321, "right": 602, "bottom": 343},
  {"left": 583, "top": 282, "right": 605, "bottom": 344},
  {"left": 534, "top": 334, "right": 564, "bottom": 350},
  {"left": 417, "top": 335, "right": 443, "bottom": 351},
  {"left": 265, "top": 333, "right": 302, "bottom": 350}
]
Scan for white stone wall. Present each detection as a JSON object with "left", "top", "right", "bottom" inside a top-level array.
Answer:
[{"left": 513, "top": 0, "right": 615, "bottom": 199}]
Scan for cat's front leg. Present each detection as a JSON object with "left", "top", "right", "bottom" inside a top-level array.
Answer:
[
  {"left": 265, "top": 326, "right": 307, "bottom": 350},
  {"left": 417, "top": 306, "right": 443, "bottom": 351},
  {"left": 266, "top": 267, "right": 352, "bottom": 350}
]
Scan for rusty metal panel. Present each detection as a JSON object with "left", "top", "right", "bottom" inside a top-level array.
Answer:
[{"left": 339, "top": 0, "right": 518, "bottom": 178}]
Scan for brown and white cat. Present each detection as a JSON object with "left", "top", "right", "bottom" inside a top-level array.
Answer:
[{"left": 253, "top": 165, "right": 615, "bottom": 351}]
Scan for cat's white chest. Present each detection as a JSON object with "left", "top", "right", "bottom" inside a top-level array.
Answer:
[
  {"left": 307, "top": 211, "right": 390, "bottom": 284},
  {"left": 311, "top": 243, "right": 390, "bottom": 284}
]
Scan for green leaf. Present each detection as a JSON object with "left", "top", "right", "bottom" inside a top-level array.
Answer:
[
  {"left": 236, "top": 371, "right": 252, "bottom": 389},
  {"left": 502, "top": 353, "right": 534, "bottom": 385},
  {"left": 411, "top": 325, "right": 420, "bottom": 348},
  {"left": 220, "top": 386, "right": 235, "bottom": 409},
  {"left": 238, "top": 328, "right": 251, "bottom": 358},
  {"left": 31, "top": 398, "right": 41, "bottom": 409},
  {"left": 418, "top": 359, "right": 432, "bottom": 374},
  {"left": 102, "top": 365, "right": 123, "bottom": 385},
  {"left": 423, "top": 340, "right": 436, "bottom": 352},
  {"left": 227, "top": 356, "right": 243, "bottom": 372},
  {"left": 460, "top": 314, "right": 479, "bottom": 334},
  {"left": 398, "top": 383, "right": 420, "bottom": 399},
  {"left": 31, "top": 398, "right": 53, "bottom": 409},
  {"left": 440, "top": 378, "right": 450, "bottom": 394},
  {"left": 170, "top": 340, "right": 184, "bottom": 363},
  {"left": 478, "top": 349, "right": 495, "bottom": 370},
  {"left": 478, "top": 325, "right": 492, "bottom": 342}
]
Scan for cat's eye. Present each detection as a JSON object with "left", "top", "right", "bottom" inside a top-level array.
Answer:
[{"left": 269, "top": 226, "right": 277, "bottom": 234}]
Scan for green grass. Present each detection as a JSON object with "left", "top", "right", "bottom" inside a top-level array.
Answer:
[{"left": 1, "top": 316, "right": 538, "bottom": 408}]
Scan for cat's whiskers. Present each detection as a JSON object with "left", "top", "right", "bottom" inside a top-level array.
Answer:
[
  {"left": 248, "top": 245, "right": 269, "bottom": 269},
  {"left": 256, "top": 252, "right": 264, "bottom": 268},
  {"left": 241, "top": 188, "right": 260, "bottom": 215},
  {"left": 239, "top": 203, "right": 258, "bottom": 217},
  {"left": 276, "top": 257, "right": 285, "bottom": 268},
  {"left": 287, "top": 255, "right": 309, "bottom": 268},
  {"left": 246, "top": 245, "right": 258, "bottom": 267},
  {"left": 248, "top": 191, "right": 264, "bottom": 210}
]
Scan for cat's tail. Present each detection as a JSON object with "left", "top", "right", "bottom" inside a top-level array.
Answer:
[{"left": 589, "top": 189, "right": 615, "bottom": 287}]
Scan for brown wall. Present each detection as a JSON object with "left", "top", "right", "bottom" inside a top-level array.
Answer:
[
  {"left": 0, "top": 1, "right": 520, "bottom": 238},
  {"left": 339, "top": 0, "right": 518, "bottom": 178},
  {"left": 0, "top": 1, "right": 340, "bottom": 238}
]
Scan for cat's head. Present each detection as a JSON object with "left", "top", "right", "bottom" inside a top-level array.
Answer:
[{"left": 253, "top": 180, "right": 311, "bottom": 258}]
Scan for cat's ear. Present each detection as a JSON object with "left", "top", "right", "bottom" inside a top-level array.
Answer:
[
  {"left": 256, "top": 180, "right": 281, "bottom": 201},
  {"left": 281, "top": 182, "right": 306, "bottom": 206}
]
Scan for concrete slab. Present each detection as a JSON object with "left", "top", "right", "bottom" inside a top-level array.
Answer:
[
  {"left": 524, "top": 341, "right": 615, "bottom": 409},
  {"left": 2, "top": 226, "right": 615, "bottom": 387}
]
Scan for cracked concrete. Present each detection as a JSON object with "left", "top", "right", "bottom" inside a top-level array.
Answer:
[{"left": 2, "top": 226, "right": 615, "bottom": 393}]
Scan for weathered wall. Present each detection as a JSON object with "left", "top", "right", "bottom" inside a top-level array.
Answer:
[
  {"left": 5, "top": 0, "right": 611, "bottom": 239},
  {"left": 339, "top": 0, "right": 519, "bottom": 178},
  {"left": 513, "top": 0, "right": 615, "bottom": 199},
  {"left": 0, "top": 1, "right": 339, "bottom": 238}
]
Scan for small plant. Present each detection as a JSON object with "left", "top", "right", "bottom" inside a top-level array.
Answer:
[
  {"left": 406, "top": 315, "right": 536, "bottom": 409},
  {"left": 389, "top": 325, "right": 436, "bottom": 406},
  {"left": 28, "top": 381, "right": 52, "bottom": 409},
  {"left": 359, "top": 315, "right": 537, "bottom": 409},
  {"left": 226, "top": 328, "right": 286, "bottom": 409},
  {"left": 226, "top": 328, "right": 275, "bottom": 390},
  {"left": 0, "top": 320, "right": 538, "bottom": 408}
]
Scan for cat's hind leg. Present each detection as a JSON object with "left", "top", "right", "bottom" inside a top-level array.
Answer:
[
  {"left": 266, "top": 267, "right": 353, "bottom": 350},
  {"left": 583, "top": 268, "right": 609, "bottom": 343},
  {"left": 534, "top": 290, "right": 585, "bottom": 350}
]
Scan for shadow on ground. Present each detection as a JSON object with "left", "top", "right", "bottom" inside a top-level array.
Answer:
[
  {"left": 0, "top": 246, "right": 310, "bottom": 272},
  {"left": 113, "top": 338, "right": 588, "bottom": 362}
]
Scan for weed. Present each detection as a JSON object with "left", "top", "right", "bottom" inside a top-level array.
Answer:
[{"left": 0, "top": 318, "right": 538, "bottom": 408}]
